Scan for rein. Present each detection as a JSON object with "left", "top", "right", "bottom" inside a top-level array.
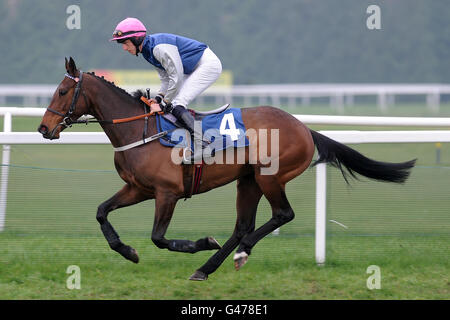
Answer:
[{"left": 76, "top": 110, "right": 164, "bottom": 125}]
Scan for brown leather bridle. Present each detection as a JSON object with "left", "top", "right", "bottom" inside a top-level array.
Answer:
[{"left": 46, "top": 71, "right": 89, "bottom": 135}]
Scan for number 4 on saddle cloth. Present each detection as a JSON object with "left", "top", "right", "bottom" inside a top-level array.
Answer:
[{"left": 156, "top": 105, "right": 250, "bottom": 164}]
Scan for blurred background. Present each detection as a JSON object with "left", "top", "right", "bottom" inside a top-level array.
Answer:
[
  {"left": 1, "top": 0, "right": 449, "bottom": 84},
  {"left": 1, "top": 0, "right": 449, "bottom": 114}
]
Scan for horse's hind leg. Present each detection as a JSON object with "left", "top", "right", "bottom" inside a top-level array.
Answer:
[
  {"left": 189, "top": 174, "right": 263, "bottom": 280},
  {"left": 234, "top": 174, "right": 294, "bottom": 270},
  {"left": 96, "top": 184, "right": 148, "bottom": 263}
]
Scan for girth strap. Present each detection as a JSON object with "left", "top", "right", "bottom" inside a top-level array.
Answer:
[{"left": 183, "top": 162, "right": 204, "bottom": 200}]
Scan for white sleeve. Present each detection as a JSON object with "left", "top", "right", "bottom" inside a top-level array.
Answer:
[
  {"left": 156, "top": 68, "right": 169, "bottom": 96},
  {"left": 153, "top": 44, "right": 184, "bottom": 102}
]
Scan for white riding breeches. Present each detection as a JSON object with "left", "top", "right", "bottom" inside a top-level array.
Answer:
[{"left": 171, "top": 47, "right": 222, "bottom": 108}]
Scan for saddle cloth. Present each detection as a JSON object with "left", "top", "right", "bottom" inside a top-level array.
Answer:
[{"left": 156, "top": 108, "right": 249, "bottom": 153}]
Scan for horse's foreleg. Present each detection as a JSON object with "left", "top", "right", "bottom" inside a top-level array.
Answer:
[
  {"left": 97, "top": 184, "right": 148, "bottom": 263},
  {"left": 151, "top": 191, "right": 221, "bottom": 254},
  {"left": 189, "top": 175, "right": 263, "bottom": 281}
]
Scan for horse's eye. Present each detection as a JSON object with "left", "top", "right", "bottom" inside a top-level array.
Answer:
[{"left": 59, "top": 89, "right": 68, "bottom": 96}]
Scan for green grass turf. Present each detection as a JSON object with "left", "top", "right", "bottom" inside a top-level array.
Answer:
[{"left": 0, "top": 235, "right": 448, "bottom": 300}]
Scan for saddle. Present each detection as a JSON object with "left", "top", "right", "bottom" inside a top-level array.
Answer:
[
  {"left": 162, "top": 104, "right": 230, "bottom": 128},
  {"left": 155, "top": 104, "right": 248, "bottom": 201}
]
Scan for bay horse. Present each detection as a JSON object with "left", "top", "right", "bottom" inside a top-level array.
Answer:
[{"left": 38, "top": 57, "right": 416, "bottom": 280}]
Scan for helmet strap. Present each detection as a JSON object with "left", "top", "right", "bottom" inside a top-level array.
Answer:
[
  {"left": 130, "top": 37, "right": 143, "bottom": 56},
  {"left": 135, "top": 43, "right": 141, "bottom": 56}
]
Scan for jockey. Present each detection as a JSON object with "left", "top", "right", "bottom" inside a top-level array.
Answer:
[{"left": 110, "top": 17, "right": 222, "bottom": 146}]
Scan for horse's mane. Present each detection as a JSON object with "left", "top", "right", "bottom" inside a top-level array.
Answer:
[{"left": 85, "top": 71, "right": 146, "bottom": 105}]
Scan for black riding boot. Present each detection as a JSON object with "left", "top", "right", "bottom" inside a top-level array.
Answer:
[
  {"left": 171, "top": 105, "right": 209, "bottom": 161},
  {"left": 172, "top": 105, "right": 194, "bottom": 130}
]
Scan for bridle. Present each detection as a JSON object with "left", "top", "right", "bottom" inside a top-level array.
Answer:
[
  {"left": 43, "top": 71, "right": 173, "bottom": 150},
  {"left": 46, "top": 71, "right": 89, "bottom": 132},
  {"left": 46, "top": 71, "right": 162, "bottom": 128}
]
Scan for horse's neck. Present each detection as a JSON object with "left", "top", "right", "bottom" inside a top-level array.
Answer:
[{"left": 89, "top": 81, "right": 155, "bottom": 148}]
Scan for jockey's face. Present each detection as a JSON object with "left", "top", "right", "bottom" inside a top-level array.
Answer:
[{"left": 121, "top": 39, "right": 136, "bottom": 55}]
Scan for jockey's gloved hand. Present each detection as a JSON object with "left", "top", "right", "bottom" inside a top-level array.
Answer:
[
  {"left": 159, "top": 99, "right": 173, "bottom": 113},
  {"left": 154, "top": 94, "right": 164, "bottom": 104}
]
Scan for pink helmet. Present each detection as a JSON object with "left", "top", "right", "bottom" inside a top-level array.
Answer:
[{"left": 110, "top": 17, "right": 147, "bottom": 42}]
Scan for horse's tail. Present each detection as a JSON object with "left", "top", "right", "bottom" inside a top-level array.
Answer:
[{"left": 309, "top": 129, "right": 416, "bottom": 184}]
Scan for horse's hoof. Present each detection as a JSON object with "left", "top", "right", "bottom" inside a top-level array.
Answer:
[
  {"left": 189, "top": 270, "right": 208, "bottom": 281},
  {"left": 118, "top": 245, "right": 139, "bottom": 264},
  {"left": 128, "top": 247, "right": 139, "bottom": 264},
  {"left": 233, "top": 251, "right": 248, "bottom": 271},
  {"left": 207, "top": 237, "right": 221, "bottom": 250}
]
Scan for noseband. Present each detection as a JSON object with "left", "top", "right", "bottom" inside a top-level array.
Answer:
[{"left": 47, "top": 71, "right": 88, "bottom": 130}]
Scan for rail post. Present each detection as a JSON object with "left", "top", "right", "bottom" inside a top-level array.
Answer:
[
  {"left": 0, "top": 112, "right": 12, "bottom": 231},
  {"left": 315, "top": 162, "right": 327, "bottom": 266}
]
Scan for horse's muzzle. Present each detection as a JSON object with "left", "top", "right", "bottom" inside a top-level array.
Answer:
[
  {"left": 38, "top": 124, "right": 48, "bottom": 135},
  {"left": 37, "top": 124, "right": 56, "bottom": 140}
]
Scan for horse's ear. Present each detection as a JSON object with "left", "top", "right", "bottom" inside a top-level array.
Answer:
[
  {"left": 65, "top": 57, "right": 69, "bottom": 71},
  {"left": 67, "top": 57, "right": 78, "bottom": 75}
]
